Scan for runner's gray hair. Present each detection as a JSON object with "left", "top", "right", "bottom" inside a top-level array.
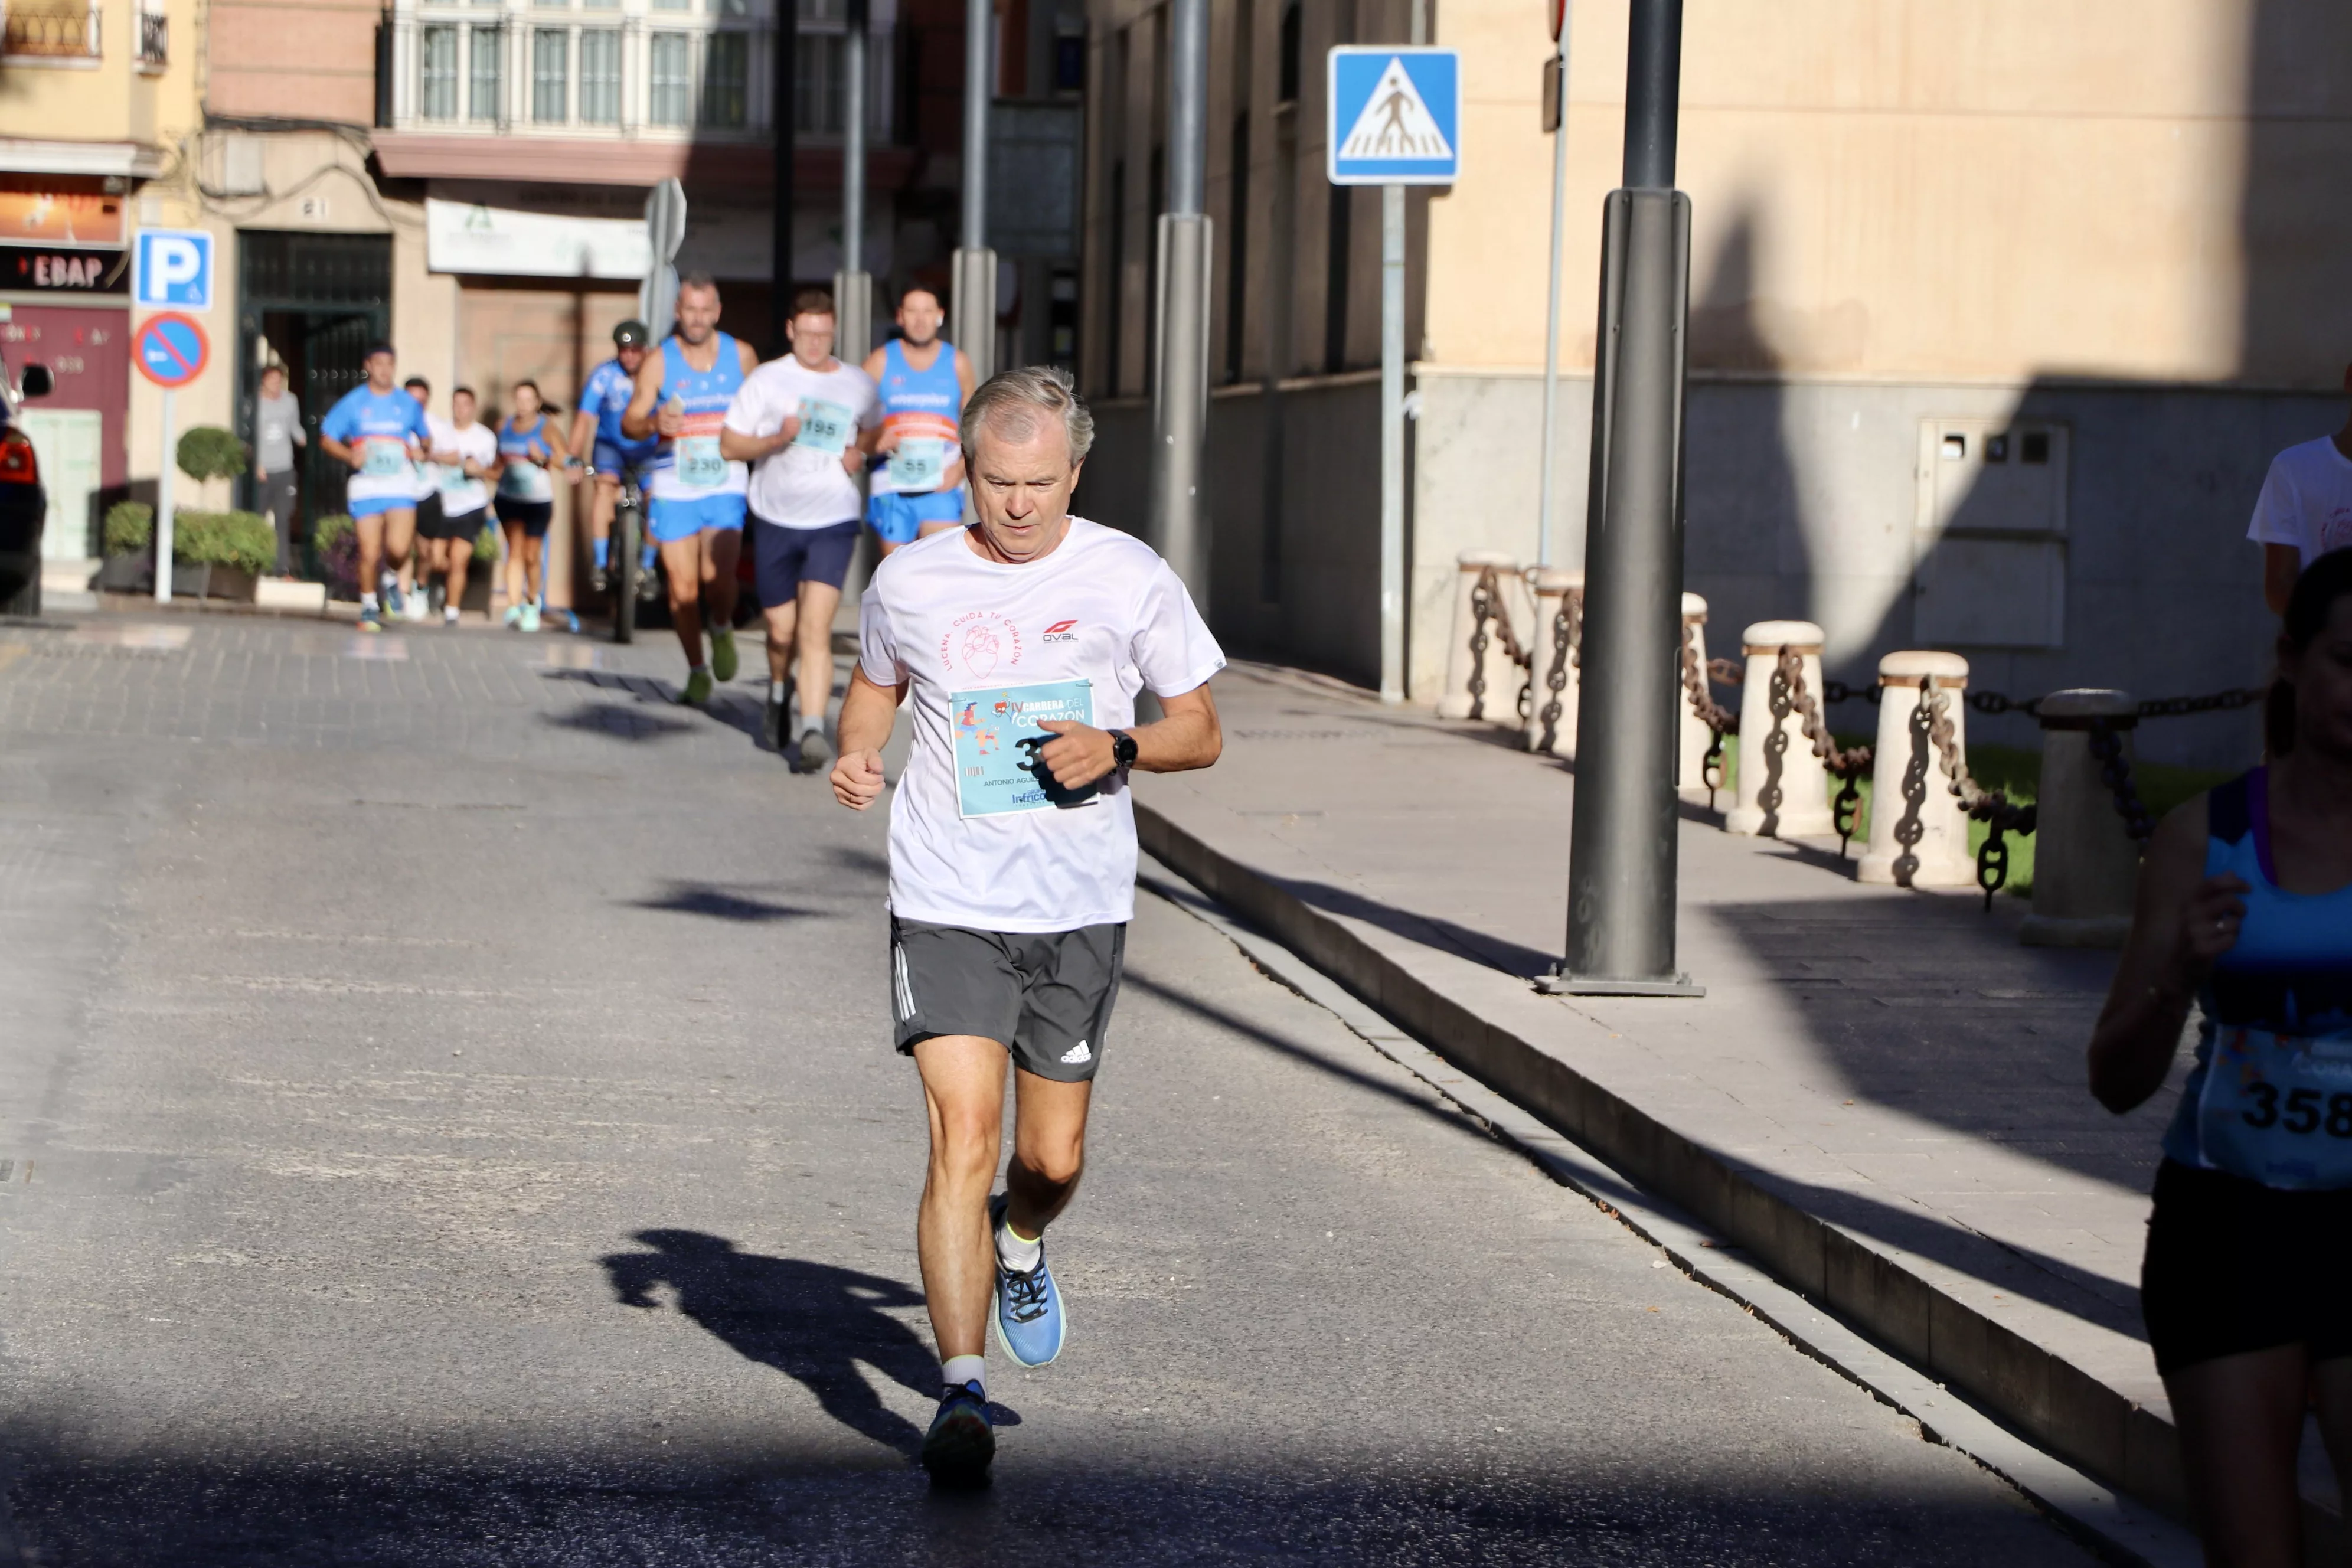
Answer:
[{"left": 961, "top": 365, "right": 1095, "bottom": 466}]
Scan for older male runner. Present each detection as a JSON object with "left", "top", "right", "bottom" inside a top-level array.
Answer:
[
  {"left": 622, "top": 275, "right": 759, "bottom": 705},
  {"left": 319, "top": 343, "right": 433, "bottom": 633},
  {"left": 830, "top": 365, "right": 1226, "bottom": 1483}
]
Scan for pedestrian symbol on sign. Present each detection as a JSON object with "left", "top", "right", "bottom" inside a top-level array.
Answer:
[
  {"left": 1338, "top": 58, "right": 1454, "bottom": 164},
  {"left": 1326, "top": 47, "right": 1460, "bottom": 185}
]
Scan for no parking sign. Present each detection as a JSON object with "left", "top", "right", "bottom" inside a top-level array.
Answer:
[{"left": 134, "top": 312, "right": 208, "bottom": 388}]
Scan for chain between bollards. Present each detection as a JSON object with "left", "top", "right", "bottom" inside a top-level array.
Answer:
[
  {"left": 1466, "top": 565, "right": 1536, "bottom": 724},
  {"left": 1678, "top": 623, "right": 1737, "bottom": 805},
  {"left": 1773, "top": 646, "right": 1873, "bottom": 857},
  {"left": 1922, "top": 681, "right": 2040, "bottom": 911},
  {"left": 1536, "top": 589, "right": 1583, "bottom": 754}
]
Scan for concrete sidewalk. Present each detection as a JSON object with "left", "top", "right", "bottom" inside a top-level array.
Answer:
[{"left": 1137, "top": 662, "right": 2325, "bottom": 1538}]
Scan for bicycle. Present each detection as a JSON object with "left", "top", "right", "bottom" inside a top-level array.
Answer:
[{"left": 597, "top": 461, "right": 655, "bottom": 645}]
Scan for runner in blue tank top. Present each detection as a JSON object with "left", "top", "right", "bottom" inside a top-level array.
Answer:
[
  {"left": 491, "top": 380, "right": 570, "bottom": 633},
  {"left": 318, "top": 341, "right": 435, "bottom": 632},
  {"left": 861, "top": 286, "right": 974, "bottom": 556},
  {"left": 622, "top": 274, "right": 760, "bottom": 705},
  {"left": 2090, "top": 547, "right": 2352, "bottom": 1564}
]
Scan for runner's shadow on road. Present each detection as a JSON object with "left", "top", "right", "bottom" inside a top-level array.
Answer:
[
  {"left": 629, "top": 882, "right": 827, "bottom": 922},
  {"left": 600, "top": 1230, "right": 1008, "bottom": 1459}
]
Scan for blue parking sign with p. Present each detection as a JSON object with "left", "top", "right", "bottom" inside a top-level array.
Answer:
[
  {"left": 1327, "top": 47, "right": 1461, "bottom": 185},
  {"left": 135, "top": 229, "right": 214, "bottom": 311}
]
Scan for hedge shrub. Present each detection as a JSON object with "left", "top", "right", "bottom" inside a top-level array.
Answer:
[
  {"left": 103, "top": 499, "right": 154, "bottom": 556},
  {"left": 171, "top": 511, "right": 275, "bottom": 574},
  {"left": 312, "top": 514, "right": 358, "bottom": 596}
]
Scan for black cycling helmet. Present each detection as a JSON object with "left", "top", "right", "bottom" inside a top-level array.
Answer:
[{"left": 612, "top": 319, "right": 652, "bottom": 348}]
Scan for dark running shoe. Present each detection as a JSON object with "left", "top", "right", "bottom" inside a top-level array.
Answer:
[{"left": 920, "top": 1380, "right": 995, "bottom": 1484}]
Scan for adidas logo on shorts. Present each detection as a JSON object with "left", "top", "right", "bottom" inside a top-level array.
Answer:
[{"left": 1060, "top": 1040, "right": 1092, "bottom": 1065}]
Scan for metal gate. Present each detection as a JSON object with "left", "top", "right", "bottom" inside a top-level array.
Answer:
[{"left": 236, "top": 231, "right": 391, "bottom": 530}]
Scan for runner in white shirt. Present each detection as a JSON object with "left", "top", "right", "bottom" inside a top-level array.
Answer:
[
  {"left": 398, "top": 377, "right": 440, "bottom": 622},
  {"left": 721, "top": 288, "right": 881, "bottom": 770},
  {"left": 2249, "top": 373, "right": 2352, "bottom": 613},
  {"left": 420, "top": 387, "right": 498, "bottom": 627},
  {"left": 830, "top": 365, "right": 1226, "bottom": 1484}
]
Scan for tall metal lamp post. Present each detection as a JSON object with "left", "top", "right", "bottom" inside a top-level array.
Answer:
[
  {"left": 1149, "top": 0, "right": 1211, "bottom": 598},
  {"left": 952, "top": 0, "right": 997, "bottom": 383},
  {"left": 834, "top": 0, "right": 873, "bottom": 357},
  {"left": 1542, "top": 0, "right": 1701, "bottom": 998}
]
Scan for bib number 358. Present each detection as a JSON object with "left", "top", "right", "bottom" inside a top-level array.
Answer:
[{"left": 2242, "top": 1084, "right": 2352, "bottom": 1138}]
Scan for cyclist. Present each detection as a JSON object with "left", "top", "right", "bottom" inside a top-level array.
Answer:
[
  {"left": 493, "top": 380, "right": 570, "bottom": 633},
  {"left": 622, "top": 273, "right": 758, "bottom": 705},
  {"left": 318, "top": 342, "right": 433, "bottom": 633},
  {"left": 569, "top": 319, "right": 662, "bottom": 599},
  {"left": 861, "top": 286, "right": 974, "bottom": 557}
]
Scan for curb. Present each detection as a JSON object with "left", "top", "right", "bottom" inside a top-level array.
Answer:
[
  {"left": 1138, "top": 862, "right": 2203, "bottom": 1568},
  {"left": 1131, "top": 801, "right": 2324, "bottom": 1549}
]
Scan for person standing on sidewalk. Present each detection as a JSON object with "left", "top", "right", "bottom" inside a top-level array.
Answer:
[
  {"left": 2248, "top": 367, "right": 2352, "bottom": 614},
  {"left": 721, "top": 288, "right": 880, "bottom": 770},
  {"left": 2089, "top": 546, "right": 2352, "bottom": 1566},
  {"left": 828, "top": 365, "right": 1226, "bottom": 1483},
  {"left": 623, "top": 275, "right": 757, "bottom": 706},
  {"left": 252, "top": 364, "right": 304, "bottom": 578},
  {"left": 318, "top": 343, "right": 433, "bottom": 633},
  {"left": 861, "top": 286, "right": 972, "bottom": 558},
  {"left": 421, "top": 387, "right": 496, "bottom": 627}
]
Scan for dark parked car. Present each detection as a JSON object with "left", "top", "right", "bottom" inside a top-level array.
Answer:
[{"left": 0, "top": 357, "right": 54, "bottom": 616}]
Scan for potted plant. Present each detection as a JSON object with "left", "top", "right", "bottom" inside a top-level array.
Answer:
[
  {"left": 176, "top": 426, "right": 247, "bottom": 509},
  {"left": 94, "top": 501, "right": 273, "bottom": 600},
  {"left": 311, "top": 514, "right": 358, "bottom": 600}
]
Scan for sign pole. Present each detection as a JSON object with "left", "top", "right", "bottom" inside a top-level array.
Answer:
[
  {"left": 1378, "top": 184, "right": 1404, "bottom": 703},
  {"left": 154, "top": 388, "right": 175, "bottom": 605},
  {"left": 1149, "top": 0, "right": 1211, "bottom": 600},
  {"left": 1536, "top": 9, "right": 1571, "bottom": 566},
  {"left": 950, "top": 0, "right": 996, "bottom": 383}
]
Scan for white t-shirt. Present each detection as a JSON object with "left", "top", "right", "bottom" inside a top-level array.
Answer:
[
  {"left": 725, "top": 356, "right": 880, "bottom": 530},
  {"left": 858, "top": 518, "right": 1227, "bottom": 932},
  {"left": 2248, "top": 435, "right": 2352, "bottom": 568},
  {"left": 433, "top": 419, "right": 498, "bottom": 518}
]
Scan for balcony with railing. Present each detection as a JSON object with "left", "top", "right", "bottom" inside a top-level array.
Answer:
[
  {"left": 378, "top": 0, "right": 892, "bottom": 180},
  {"left": 1, "top": 1, "right": 103, "bottom": 61}
]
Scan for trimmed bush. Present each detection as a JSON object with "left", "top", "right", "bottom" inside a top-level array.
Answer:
[
  {"left": 475, "top": 523, "right": 499, "bottom": 557},
  {"left": 171, "top": 510, "right": 275, "bottom": 575},
  {"left": 103, "top": 499, "right": 154, "bottom": 556},
  {"left": 312, "top": 514, "right": 358, "bottom": 596},
  {"left": 176, "top": 426, "right": 247, "bottom": 484}
]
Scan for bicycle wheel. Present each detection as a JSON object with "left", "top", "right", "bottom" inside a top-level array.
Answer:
[{"left": 613, "top": 495, "right": 640, "bottom": 644}]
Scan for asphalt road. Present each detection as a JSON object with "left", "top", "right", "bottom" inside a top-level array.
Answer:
[{"left": 0, "top": 615, "right": 2104, "bottom": 1566}]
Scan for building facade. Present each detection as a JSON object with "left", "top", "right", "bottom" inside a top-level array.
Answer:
[{"left": 1075, "top": 0, "right": 2351, "bottom": 765}]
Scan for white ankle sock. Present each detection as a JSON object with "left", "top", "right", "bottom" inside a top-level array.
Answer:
[
  {"left": 360, "top": 592, "right": 379, "bottom": 610},
  {"left": 770, "top": 680, "right": 788, "bottom": 704},
  {"left": 690, "top": 662, "right": 710, "bottom": 677},
  {"left": 942, "top": 1354, "right": 985, "bottom": 1395},
  {"left": 798, "top": 711, "right": 825, "bottom": 737},
  {"left": 996, "top": 1216, "right": 1043, "bottom": 1273}
]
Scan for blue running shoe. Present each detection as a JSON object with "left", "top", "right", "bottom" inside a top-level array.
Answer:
[
  {"left": 989, "top": 1193, "right": 1066, "bottom": 1368},
  {"left": 920, "top": 1380, "right": 994, "bottom": 1482}
]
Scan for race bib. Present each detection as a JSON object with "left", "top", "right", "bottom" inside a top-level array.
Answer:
[
  {"left": 2188, "top": 1025, "right": 2352, "bottom": 1188},
  {"left": 950, "top": 679, "right": 1099, "bottom": 818},
  {"left": 797, "top": 398, "right": 855, "bottom": 458},
  {"left": 499, "top": 460, "right": 552, "bottom": 502},
  {"left": 677, "top": 433, "right": 727, "bottom": 488},
  {"left": 888, "top": 437, "right": 949, "bottom": 492},
  {"left": 439, "top": 463, "right": 471, "bottom": 493},
  {"left": 361, "top": 439, "right": 409, "bottom": 478}
]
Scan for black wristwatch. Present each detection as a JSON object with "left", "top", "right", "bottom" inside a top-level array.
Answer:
[{"left": 1109, "top": 730, "right": 1139, "bottom": 770}]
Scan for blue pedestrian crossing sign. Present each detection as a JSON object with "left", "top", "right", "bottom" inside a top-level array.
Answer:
[{"left": 1327, "top": 47, "right": 1460, "bottom": 185}]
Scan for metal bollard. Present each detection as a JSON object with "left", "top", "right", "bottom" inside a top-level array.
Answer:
[
  {"left": 1677, "top": 593, "right": 1712, "bottom": 790},
  {"left": 2020, "top": 689, "right": 2141, "bottom": 948},
  {"left": 1524, "top": 567, "right": 1583, "bottom": 757},
  {"left": 1438, "top": 550, "right": 1529, "bottom": 723},
  {"left": 1857, "top": 651, "right": 1974, "bottom": 887},
  {"left": 1724, "top": 620, "right": 1833, "bottom": 837}
]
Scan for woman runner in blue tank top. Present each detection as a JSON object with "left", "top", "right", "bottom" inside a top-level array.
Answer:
[
  {"left": 2090, "top": 546, "right": 2352, "bottom": 1565},
  {"left": 490, "top": 380, "right": 570, "bottom": 633}
]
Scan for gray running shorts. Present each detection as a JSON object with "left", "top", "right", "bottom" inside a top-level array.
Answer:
[{"left": 889, "top": 917, "right": 1127, "bottom": 1083}]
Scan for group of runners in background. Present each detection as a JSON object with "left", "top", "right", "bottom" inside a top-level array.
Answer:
[{"left": 312, "top": 273, "right": 974, "bottom": 775}]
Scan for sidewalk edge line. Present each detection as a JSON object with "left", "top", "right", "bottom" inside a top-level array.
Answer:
[{"left": 1133, "top": 808, "right": 2235, "bottom": 1560}]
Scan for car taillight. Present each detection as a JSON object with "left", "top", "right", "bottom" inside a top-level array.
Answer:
[{"left": 0, "top": 435, "right": 35, "bottom": 485}]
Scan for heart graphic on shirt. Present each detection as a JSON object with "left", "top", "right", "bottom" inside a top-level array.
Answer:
[{"left": 961, "top": 626, "right": 1001, "bottom": 679}]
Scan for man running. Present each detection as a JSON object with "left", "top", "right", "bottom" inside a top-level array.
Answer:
[
  {"left": 861, "top": 286, "right": 973, "bottom": 557},
  {"left": 721, "top": 288, "right": 880, "bottom": 771},
  {"left": 421, "top": 386, "right": 496, "bottom": 626},
  {"left": 319, "top": 344, "right": 434, "bottom": 632},
  {"left": 623, "top": 275, "right": 757, "bottom": 705},
  {"left": 829, "top": 365, "right": 1226, "bottom": 1483},
  {"left": 569, "top": 319, "right": 661, "bottom": 599}
]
